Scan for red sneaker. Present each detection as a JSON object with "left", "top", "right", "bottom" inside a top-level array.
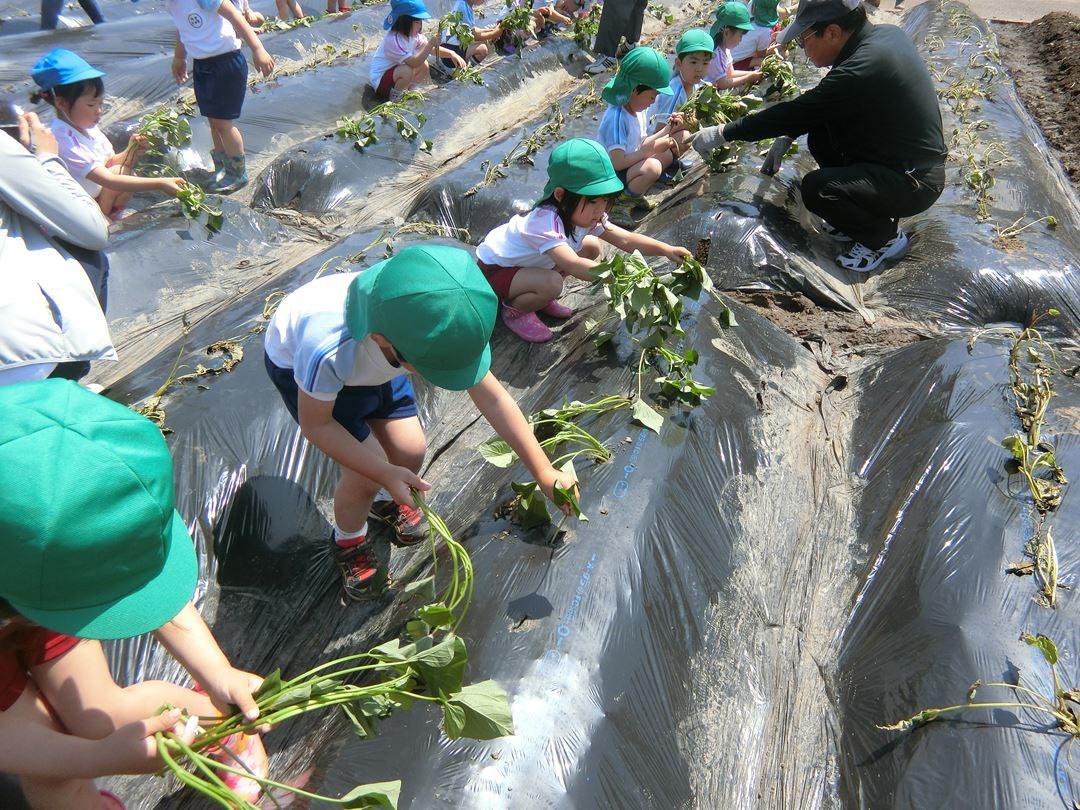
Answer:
[
  {"left": 331, "top": 534, "right": 383, "bottom": 599},
  {"left": 539, "top": 298, "right": 574, "bottom": 318},
  {"left": 371, "top": 501, "right": 429, "bottom": 547},
  {"left": 501, "top": 305, "right": 553, "bottom": 342}
]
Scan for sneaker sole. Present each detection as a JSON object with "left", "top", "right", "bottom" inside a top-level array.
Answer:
[{"left": 840, "top": 234, "right": 910, "bottom": 273}]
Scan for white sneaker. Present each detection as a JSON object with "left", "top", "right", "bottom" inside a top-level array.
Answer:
[
  {"left": 584, "top": 54, "right": 617, "bottom": 75},
  {"left": 836, "top": 230, "right": 909, "bottom": 273}
]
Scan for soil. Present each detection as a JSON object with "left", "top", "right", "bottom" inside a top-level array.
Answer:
[{"left": 995, "top": 12, "right": 1080, "bottom": 191}]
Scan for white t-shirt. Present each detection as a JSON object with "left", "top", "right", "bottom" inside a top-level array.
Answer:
[
  {"left": 264, "top": 272, "right": 405, "bottom": 400},
  {"left": 597, "top": 104, "right": 647, "bottom": 156},
  {"left": 369, "top": 31, "right": 428, "bottom": 86},
  {"left": 475, "top": 206, "right": 608, "bottom": 270},
  {"left": 167, "top": 0, "right": 242, "bottom": 60},
  {"left": 705, "top": 46, "right": 733, "bottom": 84},
  {"left": 50, "top": 120, "right": 114, "bottom": 199}
]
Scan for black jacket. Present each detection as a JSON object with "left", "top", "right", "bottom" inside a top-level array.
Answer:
[{"left": 724, "top": 22, "right": 946, "bottom": 171}]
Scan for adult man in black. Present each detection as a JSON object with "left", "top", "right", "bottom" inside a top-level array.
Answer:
[{"left": 694, "top": 0, "right": 946, "bottom": 273}]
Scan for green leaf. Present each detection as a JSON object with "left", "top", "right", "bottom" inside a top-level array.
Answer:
[
  {"left": 405, "top": 619, "right": 430, "bottom": 640},
  {"left": 205, "top": 209, "right": 224, "bottom": 234},
  {"left": 1001, "top": 435, "right": 1026, "bottom": 460},
  {"left": 414, "top": 634, "right": 467, "bottom": 698},
  {"left": 1048, "top": 306, "right": 1060, "bottom": 314},
  {"left": 402, "top": 574, "right": 437, "bottom": 599},
  {"left": 442, "top": 680, "right": 514, "bottom": 740},
  {"left": 253, "top": 668, "right": 283, "bottom": 700},
  {"left": 1022, "top": 632, "right": 1059, "bottom": 665},
  {"left": 479, "top": 438, "right": 517, "bottom": 468},
  {"left": 441, "top": 700, "right": 467, "bottom": 739},
  {"left": 511, "top": 480, "right": 551, "bottom": 529},
  {"left": 553, "top": 460, "right": 587, "bottom": 522},
  {"left": 631, "top": 399, "right": 664, "bottom": 434},
  {"left": 719, "top": 305, "right": 738, "bottom": 328},
  {"left": 340, "top": 780, "right": 402, "bottom": 808},
  {"left": 416, "top": 603, "right": 455, "bottom": 629}
]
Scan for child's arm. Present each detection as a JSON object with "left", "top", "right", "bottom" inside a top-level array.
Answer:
[
  {"left": 0, "top": 704, "right": 191, "bottom": 779},
  {"left": 467, "top": 372, "right": 578, "bottom": 512},
  {"left": 85, "top": 166, "right": 187, "bottom": 197},
  {"left": 545, "top": 241, "right": 600, "bottom": 282},
  {"left": 402, "top": 32, "right": 439, "bottom": 68},
  {"left": 714, "top": 66, "right": 763, "bottom": 91},
  {"left": 472, "top": 25, "right": 502, "bottom": 42},
  {"left": 601, "top": 222, "right": 691, "bottom": 263},
  {"left": 172, "top": 34, "right": 189, "bottom": 84},
  {"left": 298, "top": 390, "right": 431, "bottom": 503},
  {"left": 439, "top": 45, "right": 468, "bottom": 69},
  {"left": 153, "top": 602, "right": 264, "bottom": 724},
  {"left": 217, "top": 0, "right": 275, "bottom": 76},
  {"left": 607, "top": 128, "right": 676, "bottom": 171}
]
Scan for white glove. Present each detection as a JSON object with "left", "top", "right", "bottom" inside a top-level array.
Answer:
[
  {"left": 692, "top": 125, "right": 727, "bottom": 156},
  {"left": 760, "top": 136, "right": 793, "bottom": 176}
]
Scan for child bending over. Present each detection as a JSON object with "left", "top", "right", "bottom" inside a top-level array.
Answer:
[{"left": 370, "top": 0, "right": 465, "bottom": 100}]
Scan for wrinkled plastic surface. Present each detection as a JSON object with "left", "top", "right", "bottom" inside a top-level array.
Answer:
[{"left": 2, "top": 2, "right": 1080, "bottom": 809}]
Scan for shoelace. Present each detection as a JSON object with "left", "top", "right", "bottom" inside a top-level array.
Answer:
[
  {"left": 846, "top": 243, "right": 877, "bottom": 267},
  {"left": 344, "top": 545, "right": 377, "bottom": 579},
  {"left": 397, "top": 505, "right": 423, "bottom": 531}
]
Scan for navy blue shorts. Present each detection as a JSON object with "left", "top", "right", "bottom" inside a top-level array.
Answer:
[
  {"left": 193, "top": 50, "right": 247, "bottom": 120},
  {"left": 264, "top": 353, "right": 418, "bottom": 443}
]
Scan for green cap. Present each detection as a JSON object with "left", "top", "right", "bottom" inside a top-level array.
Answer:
[
  {"left": 345, "top": 245, "right": 497, "bottom": 391},
  {"left": 601, "top": 47, "right": 675, "bottom": 106},
  {"left": 542, "top": 138, "right": 624, "bottom": 199},
  {"left": 0, "top": 380, "right": 197, "bottom": 640},
  {"left": 677, "top": 28, "right": 716, "bottom": 56},
  {"left": 710, "top": 1, "right": 754, "bottom": 36}
]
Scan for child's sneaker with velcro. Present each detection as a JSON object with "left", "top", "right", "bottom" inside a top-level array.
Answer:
[
  {"left": 370, "top": 500, "right": 430, "bottom": 546},
  {"left": 331, "top": 532, "right": 385, "bottom": 599}
]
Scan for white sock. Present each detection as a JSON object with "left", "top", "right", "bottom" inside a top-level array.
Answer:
[{"left": 334, "top": 521, "right": 368, "bottom": 545}]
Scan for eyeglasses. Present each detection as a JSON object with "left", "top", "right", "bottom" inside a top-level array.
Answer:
[{"left": 797, "top": 29, "right": 819, "bottom": 48}]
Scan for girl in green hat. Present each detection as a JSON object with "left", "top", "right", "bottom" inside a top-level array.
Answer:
[
  {"left": 706, "top": 1, "right": 765, "bottom": 91},
  {"left": 596, "top": 47, "right": 682, "bottom": 202},
  {"left": 475, "top": 137, "right": 690, "bottom": 343}
]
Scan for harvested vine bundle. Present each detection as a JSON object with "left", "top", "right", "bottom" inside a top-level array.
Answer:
[
  {"left": 153, "top": 493, "right": 511, "bottom": 808},
  {"left": 760, "top": 54, "right": 798, "bottom": 98}
]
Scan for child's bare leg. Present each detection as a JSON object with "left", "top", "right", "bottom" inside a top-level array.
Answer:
[
  {"left": 95, "top": 188, "right": 123, "bottom": 217},
  {"left": 368, "top": 415, "right": 426, "bottom": 476},
  {"left": 626, "top": 157, "right": 663, "bottom": 195},
  {"left": 208, "top": 118, "right": 244, "bottom": 158},
  {"left": 275, "top": 0, "right": 301, "bottom": 18},
  {"left": 466, "top": 41, "right": 489, "bottom": 62},
  {"left": 331, "top": 429, "right": 406, "bottom": 533},
  {"left": 32, "top": 640, "right": 219, "bottom": 741},
  {"left": 6, "top": 685, "right": 108, "bottom": 810},
  {"left": 506, "top": 267, "right": 565, "bottom": 312}
]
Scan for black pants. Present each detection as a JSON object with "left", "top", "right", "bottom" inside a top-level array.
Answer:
[
  {"left": 801, "top": 130, "right": 945, "bottom": 249},
  {"left": 594, "top": 0, "right": 648, "bottom": 57}
]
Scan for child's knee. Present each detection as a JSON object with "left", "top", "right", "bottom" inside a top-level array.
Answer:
[
  {"left": 471, "top": 43, "right": 489, "bottom": 62},
  {"left": 541, "top": 272, "right": 565, "bottom": 301},
  {"left": 640, "top": 158, "right": 663, "bottom": 180}
]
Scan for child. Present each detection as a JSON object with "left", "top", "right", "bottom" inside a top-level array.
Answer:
[
  {"left": 370, "top": 0, "right": 464, "bottom": 101},
  {"left": 707, "top": 2, "right": 764, "bottom": 90},
  {"left": 263, "top": 245, "right": 579, "bottom": 599},
  {"left": 0, "top": 379, "right": 268, "bottom": 808},
  {"left": 475, "top": 138, "right": 691, "bottom": 343},
  {"left": 441, "top": 0, "right": 500, "bottom": 66},
  {"left": 494, "top": 0, "right": 570, "bottom": 54},
  {"left": 238, "top": 0, "right": 304, "bottom": 30},
  {"left": 30, "top": 50, "right": 187, "bottom": 219},
  {"left": 169, "top": 0, "right": 275, "bottom": 194},
  {"left": 647, "top": 29, "right": 714, "bottom": 161},
  {"left": 596, "top": 47, "right": 680, "bottom": 203},
  {"left": 731, "top": 1, "right": 790, "bottom": 70}
]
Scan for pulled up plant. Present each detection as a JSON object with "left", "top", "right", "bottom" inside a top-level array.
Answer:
[
  {"left": 760, "top": 53, "right": 798, "bottom": 98},
  {"left": 439, "top": 9, "right": 475, "bottom": 50},
  {"left": 568, "top": 2, "right": 601, "bottom": 48},
  {"left": 677, "top": 84, "right": 762, "bottom": 133},
  {"left": 336, "top": 91, "right": 431, "bottom": 152},
  {"left": 497, "top": 1, "right": 535, "bottom": 54},
  {"left": 154, "top": 492, "right": 510, "bottom": 808}
]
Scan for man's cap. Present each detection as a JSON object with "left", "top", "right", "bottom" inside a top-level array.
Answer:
[
  {"left": 0, "top": 380, "right": 197, "bottom": 640},
  {"left": 778, "top": 0, "right": 862, "bottom": 45},
  {"left": 345, "top": 245, "right": 497, "bottom": 391},
  {"left": 383, "top": 0, "right": 431, "bottom": 29},
  {"left": 31, "top": 49, "right": 105, "bottom": 91},
  {"left": 676, "top": 28, "right": 716, "bottom": 57},
  {"left": 601, "top": 47, "right": 675, "bottom": 106},
  {"left": 542, "top": 138, "right": 624, "bottom": 200},
  {"left": 710, "top": 2, "right": 754, "bottom": 36}
]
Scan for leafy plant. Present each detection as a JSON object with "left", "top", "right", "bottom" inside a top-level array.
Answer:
[
  {"left": 453, "top": 63, "right": 484, "bottom": 85},
  {"left": 154, "top": 492, "right": 510, "bottom": 808},
  {"left": 136, "top": 104, "right": 193, "bottom": 159},
  {"left": 176, "top": 184, "right": 224, "bottom": 234},
  {"left": 258, "top": 13, "right": 320, "bottom": 30},
  {"left": 568, "top": 2, "right": 601, "bottom": 48},
  {"left": 992, "top": 214, "right": 1058, "bottom": 252},
  {"left": 346, "top": 221, "right": 471, "bottom": 263},
  {"left": 498, "top": 1, "right": 535, "bottom": 54},
  {"left": 760, "top": 54, "right": 797, "bottom": 98},
  {"left": 647, "top": 2, "right": 672, "bottom": 24},
  {"left": 439, "top": 9, "right": 475, "bottom": 49},
  {"left": 336, "top": 91, "right": 432, "bottom": 152},
  {"left": 465, "top": 103, "right": 565, "bottom": 195},
  {"left": 677, "top": 84, "right": 761, "bottom": 133}
]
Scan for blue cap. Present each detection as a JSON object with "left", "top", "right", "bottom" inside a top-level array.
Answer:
[
  {"left": 383, "top": 0, "right": 431, "bottom": 29},
  {"left": 31, "top": 49, "right": 105, "bottom": 91}
]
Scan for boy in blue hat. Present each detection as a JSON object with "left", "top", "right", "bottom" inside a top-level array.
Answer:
[
  {"left": 264, "top": 245, "right": 579, "bottom": 599},
  {"left": 596, "top": 47, "right": 681, "bottom": 204},
  {"left": 168, "top": 0, "right": 275, "bottom": 193},
  {"left": 0, "top": 380, "right": 268, "bottom": 809}
]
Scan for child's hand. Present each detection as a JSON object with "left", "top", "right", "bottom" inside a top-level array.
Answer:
[
  {"left": 130, "top": 133, "right": 150, "bottom": 155},
  {"left": 749, "top": 69, "right": 764, "bottom": 84},
  {"left": 383, "top": 465, "right": 432, "bottom": 506},
  {"left": 668, "top": 112, "right": 686, "bottom": 134},
  {"left": 537, "top": 466, "right": 579, "bottom": 517},
  {"left": 104, "top": 707, "right": 195, "bottom": 774},
  {"left": 201, "top": 666, "right": 269, "bottom": 732},
  {"left": 450, "top": 52, "right": 468, "bottom": 69},
  {"left": 172, "top": 56, "right": 189, "bottom": 84},
  {"left": 665, "top": 244, "right": 692, "bottom": 263},
  {"left": 429, "top": 31, "right": 442, "bottom": 49},
  {"left": 158, "top": 177, "right": 187, "bottom": 196},
  {"left": 252, "top": 46, "right": 275, "bottom": 76}
]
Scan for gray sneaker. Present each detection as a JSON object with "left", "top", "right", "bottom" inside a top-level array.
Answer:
[{"left": 584, "top": 54, "right": 617, "bottom": 75}]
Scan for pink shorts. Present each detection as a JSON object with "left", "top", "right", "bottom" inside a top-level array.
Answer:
[
  {"left": 477, "top": 261, "right": 521, "bottom": 301},
  {"left": 376, "top": 66, "right": 397, "bottom": 98}
]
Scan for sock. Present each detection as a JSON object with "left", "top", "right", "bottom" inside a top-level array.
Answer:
[{"left": 334, "top": 522, "right": 368, "bottom": 546}]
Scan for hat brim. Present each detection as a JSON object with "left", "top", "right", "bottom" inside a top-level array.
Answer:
[
  {"left": 13, "top": 510, "right": 198, "bottom": 640},
  {"left": 414, "top": 341, "right": 491, "bottom": 391},
  {"left": 777, "top": 21, "right": 807, "bottom": 45}
]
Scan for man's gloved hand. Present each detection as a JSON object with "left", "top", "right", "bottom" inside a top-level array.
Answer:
[
  {"left": 760, "top": 136, "right": 794, "bottom": 176},
  {"left": 692, "top": 125, "right": 727, "bottom": 156}
]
